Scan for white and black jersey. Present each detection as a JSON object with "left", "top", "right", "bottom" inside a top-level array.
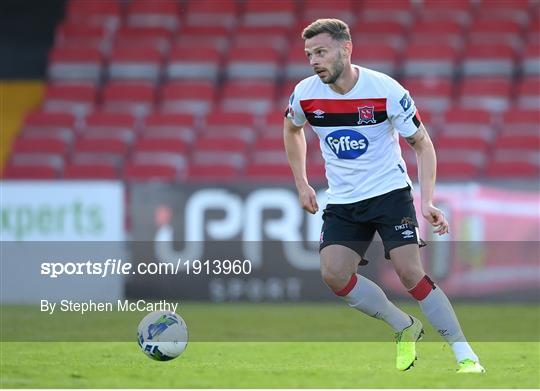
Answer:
[{"left": 286, "top": 65, "right": 422, "bottom": 204}]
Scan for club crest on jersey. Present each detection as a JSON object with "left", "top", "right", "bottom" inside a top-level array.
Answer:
[
  {"left": 325, "top": 129, "right": 369, "bottom": 159},
  {"left": 357, "top": 106, "right": 376, "bottom": 124}
]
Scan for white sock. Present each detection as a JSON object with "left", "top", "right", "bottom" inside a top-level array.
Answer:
[
  {"left": 409, "top": 275, "right": 479, "bottom": 363},
  {"left": 338, "top": 274, "right": 412, "bottom": 332}
]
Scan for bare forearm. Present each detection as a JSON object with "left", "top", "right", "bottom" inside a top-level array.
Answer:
[
  {"left": 416, "top": 142, "right": 437, "bottom": 205},
  {"left": 284, "top": 127, "right": 309, "bottom": 188},
  {"left": 405, "top": 124, "right": 437, "bottom": 206}
]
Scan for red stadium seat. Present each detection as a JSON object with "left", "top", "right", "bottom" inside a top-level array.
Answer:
[
  {"left": 462, "top": 43, "right": 516, "bottom": 77},
  {"left": 233, "top": 27, "right": 288, "bottom": 51},
  {"left": 302, "top": 0, "right": 356, "bottom": 25},
  {"left": 517, "top": 77, "right": 540, "bottom": 108},
  {"left": 494, "top": 134, "right": 540, "bottom": 151},
  {"left": 416, "top": 0, "right": 472, "bottom": 24},
  {"left": 174, "top": 26, "right": 230, "bottom": 51},
  {"left": 102, "top": 81, "right": 156, "bottom": 116},
  {"left": 126, "top": 0, "right": 179, "bottom": 30},
  {"left": 83, "top": 111, "right": 137, "bottom": 141},
  {"left": 253, "top": 137, "right": 285, "bottom": 151},
  {"left": 476, "top": 0, "right": 533, "bottom": 15},
  {"left": 114, "top": 27, "right": 173, "bottom": 54},
  {"left": 402, "top": 77, "right": 453, "bottom": 112},
  {"left": 43, "top": 83, "right": 97, "bottom": 115},
  {"left": 194, "top": 137, "right": 249, "bottom": 153},
  {"left": 191, "top": 150, "right": 246, "bottom": 170},
  {"left": 133, "top": 137, "right": 188, "bottom": 154},
  {"left": 351, "top": 42, "right": 400, "bottom": 76},
  {"left": 360, "top": 0, "right": 413, "bottom": 23},
  {"left": 204, "top": 110, "right": 256, "bottom": 136},
  {"left": 522, "top": 42, "right": 540, "bottom": 76},
  {"left": 48, "top": 46, "right": 103, "bottom": 81},
  {"left": 65, "top": 0, "right": 121, "bottom": 27},
  {"left": 108, "top": 45, "right": 163, "bottom": 81},
  {"left": 226, "top": 45, "right": 281, "bottom": 80},
  {"left": 242, "top": 0, "right": 296, "bottom": 27},
  {"left": 527, "top": 18, "right": 540, "bottom": 44},
  {"left": 166, "top": 46, "right": 221, "bottom": 81},
  {"left": 435, "top": 149, "right": 486, "bottom": 179},
  {"left": 188, "top": 164, "right": 240, "bottom": 181},
  {"left": 220, "top": 80, "right": 276, "bottom": 114},
  {"left": 160, "top": 81, "right": 215, "bottom": 115},
  {"left": 410, "top": 19, "right": 463, "bottom": 38},
  {"left": 468, "top": 20, "right": 522, "bottom": 45},
  {"left": 440, "top": 108, "right": 494, "bottom": 146},
  {"left": 144, "top": 113, "right": 196, "bottom": 142},
  {"left": 23, "top": 110, "right": 76, "bottom": 131},
  {"left": 55, "top": 23, "right": 110, "bottom": 47},
  {"left": 63, "top": 162, "right": 119, "bottom": 179},
  {"left": 285, "top": 42, "right": 313, "bottom": 80},
  {"left": 124, "top": 152, "right": 186, "bottom": 181},
  {"left": 12, "top": 136, "right": 67, "bottom": 155},
  {"left": 3, "top": 164, "right": 58, "bottom": 179},
  {"left": 5, "top": 152, "right": 64, "bottom": 179},
  {"left": 402, "top": 42, "right": 459, "bottom": 77},
  {"left": 73, "top": 136, "right": 129, "bottom": 155},
  {"left": 485, "top": 150, "right": 540, "bottom": 178},
  {"left": 352, "top": 20, "right": 406, "bottom": 48},
  {"left": 244, "top": 164, "right": 292, "bottom": 180},
  {"left": 435, "top": 134, "right": 490, "bottom": 152},
  {"left": 184, "top": 0, "right": 239, "bottom": 28},
  {"left": 499, "top": 108, "right": 540, "bottom": 142},
  {"left": 459, "top": 77, "right": 512, "bottom": 111}
]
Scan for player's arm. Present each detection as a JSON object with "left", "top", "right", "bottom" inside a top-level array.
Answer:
[
  {"left": 283, "top": 117, "right": 319, "bottom": 214},
  {"left": 405, "top": 123, "right": 449, "bottom": 235}
]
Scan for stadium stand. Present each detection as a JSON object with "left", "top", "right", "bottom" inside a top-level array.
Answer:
[{"left": 4, "top": 0, "right": 540, "bottom": 181}]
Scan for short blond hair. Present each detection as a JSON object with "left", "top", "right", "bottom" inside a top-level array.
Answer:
[{"left": 302, "top": 18, "right": 351, "bottom": 41}]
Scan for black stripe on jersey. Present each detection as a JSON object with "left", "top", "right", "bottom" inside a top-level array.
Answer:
[
  {"left": 306, "top": 111, "right": 388, "bottom": 127},
  {"left": 412, "top": 113, "right": 421, "bottom": 128}
]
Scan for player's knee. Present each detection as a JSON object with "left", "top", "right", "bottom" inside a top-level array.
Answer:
[
  {"left": 395, "top": 265, "right": 424, "bottom": 290},
  {"left": 320, "top": 267, "right": 350, "bottom": 293}
]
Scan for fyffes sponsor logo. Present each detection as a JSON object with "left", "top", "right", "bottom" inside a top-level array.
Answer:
[{"left": 325, "top": 129, "right": 369, "bottom": 159}]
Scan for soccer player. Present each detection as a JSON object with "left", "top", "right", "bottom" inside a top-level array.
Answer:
[{"left": 283, "top": 19, "right": 485, "bottom": 373}]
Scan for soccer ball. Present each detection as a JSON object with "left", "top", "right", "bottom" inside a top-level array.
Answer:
[{"left": 137, "top": 311, "right": 188, "bottom": 361}]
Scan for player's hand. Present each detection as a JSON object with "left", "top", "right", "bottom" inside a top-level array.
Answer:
[
  {"left": 298, "top": 184, "right": 319, "bottom": 214},
  {"left": 421, "top": 203, "right": 449, "bottom": 235}
]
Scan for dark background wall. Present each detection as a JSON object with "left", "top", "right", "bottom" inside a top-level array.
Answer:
[{"left": 0, "top": 0, "right": 66, "bottom": 78}]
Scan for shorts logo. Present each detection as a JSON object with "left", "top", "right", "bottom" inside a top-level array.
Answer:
[
  {"left": 325, "top": 129, "right": 369, "bottom": 159},
  {"left": 399, "top": 93, "right": 412, "bottom": 112},
  {"left": 401, "top": 229, "right": 415, "bottom": 239},
  {"left": 313, "top": 109, "right": 325, "bottom": 118},
  {"left": 357, "top": 106, "right": 376, "bottom": 124},
  {"left": 401, "top": 217, "right": 415, "bottom": 226}
]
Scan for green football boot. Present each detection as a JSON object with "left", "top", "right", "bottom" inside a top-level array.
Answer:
[
  {"left": 457, "top": 359, "right": 486, "bottom": 373},
  {"left": 395, "top": 316, "right": 424, "bottom": 371}
]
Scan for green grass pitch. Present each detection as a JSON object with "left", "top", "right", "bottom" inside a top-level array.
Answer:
[{"left": 1, "top": 303, "right": 539, "bottom": 388}]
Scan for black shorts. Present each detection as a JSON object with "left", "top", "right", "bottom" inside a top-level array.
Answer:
[{"left": 319, "top": 186, "right": 426, "bottom": 260}]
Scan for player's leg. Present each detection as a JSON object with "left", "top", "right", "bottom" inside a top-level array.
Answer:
[
  {"left": 389, "top": 243, "right": 484, "bottom": 373},
  {"left": 373, "top": 187, "right": 483, "bottom": 372},
  {"left": 320, "top": 244, "right": 412, "bottom": 332}
]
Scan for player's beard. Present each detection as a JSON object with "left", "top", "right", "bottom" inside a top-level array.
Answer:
[{"left": 321, "top": 53, "right": 345, "bottom": 85}]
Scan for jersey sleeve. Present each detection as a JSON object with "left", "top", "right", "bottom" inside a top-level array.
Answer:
[
  {"left": 284, "top": 86, "right": 307, "bottom": 127},
  {"left": 386, "top": 78, "right": 422, "bottom": 138}
]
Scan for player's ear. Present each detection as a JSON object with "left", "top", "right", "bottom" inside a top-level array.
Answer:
[{"left": 342, "top": 40, "right": 353, "bottom": 57}]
